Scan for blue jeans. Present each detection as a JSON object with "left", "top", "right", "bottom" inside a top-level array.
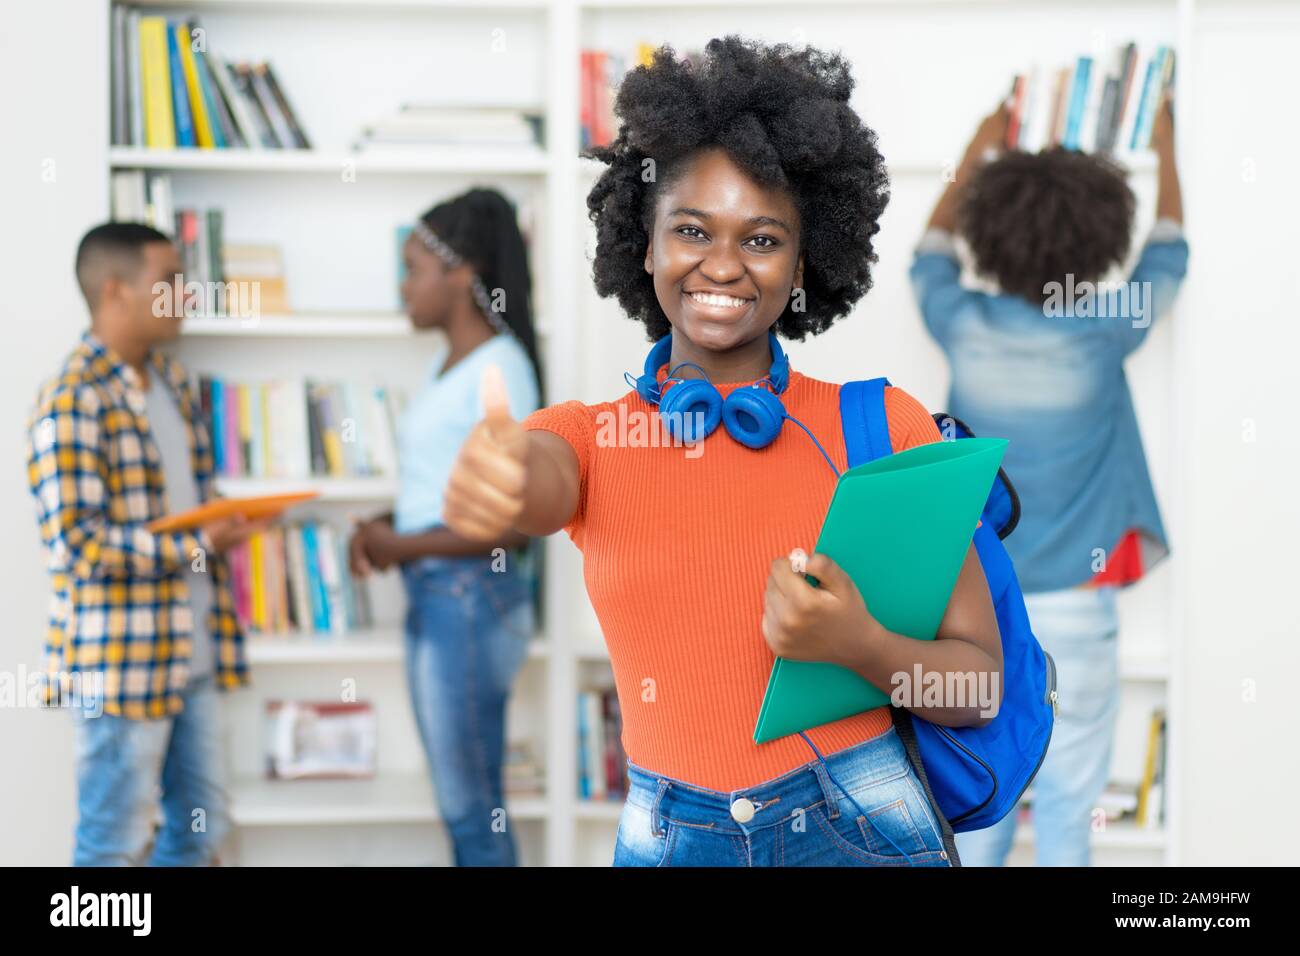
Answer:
[
  {"left": 69, "top": 675, "right": 229, "bottom": 866},
  {"left": 956, "top": 585, "right": 1120, "bottom": 866},
  {"left": 613, "top": 725, "right": 952, "bottom": 866},
  {"left": 401, "top": 553, "right": 533, "bottom": 866}
]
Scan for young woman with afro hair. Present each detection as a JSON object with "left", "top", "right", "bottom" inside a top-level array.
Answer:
[{"left": 443, "top": 36, "right": 1003, "bottom": 867}]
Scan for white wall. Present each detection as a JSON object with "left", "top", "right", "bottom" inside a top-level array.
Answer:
[
  {"left": 0, "top": 0, "right": 108, "bottom": 865},
  {"left": 1177, "top": 0, "right": 1300, "bottom": 864}
]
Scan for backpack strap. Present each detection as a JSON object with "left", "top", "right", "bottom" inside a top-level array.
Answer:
[
  {"left": 891, "top": 707, "right": 962, "bottom": 865},
  {"left": 840, "top": 377, "right": 894, "bottom": 467}
]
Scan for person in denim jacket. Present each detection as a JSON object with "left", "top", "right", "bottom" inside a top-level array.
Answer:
[{"left": 911, "top": 98, "right": 1187, "bottom": 865}]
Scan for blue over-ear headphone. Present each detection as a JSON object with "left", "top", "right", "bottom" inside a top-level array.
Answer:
[{"left": 624, "top": 330, "right": 792, "bottom": 448}]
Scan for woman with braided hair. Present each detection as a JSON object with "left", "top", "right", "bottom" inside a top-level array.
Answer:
[{"left": 349, "top": 187, "right": 544, "bottom": 865}]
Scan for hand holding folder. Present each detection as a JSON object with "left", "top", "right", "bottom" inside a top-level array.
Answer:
[{"left": 753, "top": 437, "right": 1007, "bottom": 744}]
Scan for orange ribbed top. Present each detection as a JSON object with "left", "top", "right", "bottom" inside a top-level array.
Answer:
[{"left": 522, "top": 362, "right": 943, "bottom": 792}]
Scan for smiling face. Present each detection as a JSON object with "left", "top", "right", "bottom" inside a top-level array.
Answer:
[{"left": 644, "top": 147, "right": 804, "bottom": 356}]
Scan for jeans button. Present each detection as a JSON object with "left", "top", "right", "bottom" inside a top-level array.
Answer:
[{"left": 730, "top": 797, "right": 755, "bottom": 823}]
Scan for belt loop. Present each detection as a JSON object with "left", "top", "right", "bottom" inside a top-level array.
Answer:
[
  {"left": 811, "top": 759, "right": 841, "bottom": 819},
  {"left": 650, "top": 778, "right": 671, "bottom": 837}
]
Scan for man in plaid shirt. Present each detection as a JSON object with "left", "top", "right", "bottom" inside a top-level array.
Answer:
[{"left": 27, "top": 222, "right": 267, "bottom": 865}]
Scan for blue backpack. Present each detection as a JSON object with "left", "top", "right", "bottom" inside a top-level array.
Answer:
[{"left": 839, "top": 378, "right": 1057, "bottom": 849}]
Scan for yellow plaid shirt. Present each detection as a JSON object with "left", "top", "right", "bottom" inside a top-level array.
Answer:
[{"left": 26, "top": 330, "right": 248, "bottom": 719}]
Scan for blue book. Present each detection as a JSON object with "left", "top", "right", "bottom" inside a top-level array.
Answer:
[
  {"left": 165, "top": 22, "right": 195, "bottom": 147},
  {"left": 1131, "top": 47, "right": 1168, "bottom": 150},
  {"left": 210, "top": 379, "right": 225, "bottom": 473},
  {"left": 300, "top": 524, "right": 330, "bottom": 633},
  {"left": 1063, "top": 56, "right": 1092, "bottom": 150},
  {"left": 192, "top": 48, "right": 228, "bottom": 148},
  {"left": 577, "top": 694, "right": 591, "bottom": 799}
]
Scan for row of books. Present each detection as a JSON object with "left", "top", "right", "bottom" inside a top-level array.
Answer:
[
  {"left": 112, "top": 172, "right": 292, "bottom": 315},
  {"left": 577, "top": 686, "right": 627, "bottom": 801},
  {"left": 197, "top": 377, "right": 407, "bottom": 479},
  {"left": 579, "top": 45, "right": 658, "bottom": 150},
  {"left": 231, "top": 523, "right": 373, "bottom": 637},
  {"left": 111, "top": 8, "right": 310, "bottom": 150},
  {"left": 355, "top": 104, "right": 543, "bottom": 152},
  {"left": 1004, "top": 43, "right": 1176, "bottom": 155}
]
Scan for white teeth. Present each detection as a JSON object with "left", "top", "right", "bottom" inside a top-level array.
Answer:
[{"left": 689, "top": 291, "right": 750, "bottom": 308}]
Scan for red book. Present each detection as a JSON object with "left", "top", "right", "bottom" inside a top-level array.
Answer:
[
  {"left": 579, "top": 51, "right": 594, "bottom": 148},
  {"left": 592, "top": 51, "right": 610, "bottom": 146},
  {"left": 1005, "top": 74, "right": 1026, "bottom": 149}
]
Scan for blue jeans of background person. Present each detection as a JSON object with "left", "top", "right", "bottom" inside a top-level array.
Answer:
[
  {"left": 401, "top": 553, "right": 534, "bottom": 867},
  {"left": 613, "top": 725, "right": 953, "bottom": 866},
  {"left": 956, "top": 585, "right": 1120, "bottom": 867},
  {"left": 70, "top": 675, "right": 230, "bottom": 866}
]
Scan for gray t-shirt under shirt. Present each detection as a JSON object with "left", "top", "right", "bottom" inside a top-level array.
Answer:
[{"left": 143, "top": 372, "right": 215, "bottom": 680}]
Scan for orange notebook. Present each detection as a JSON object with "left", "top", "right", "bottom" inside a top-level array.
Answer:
[{"left": 145, "top": 492, "right": 320, "bottom": 533}]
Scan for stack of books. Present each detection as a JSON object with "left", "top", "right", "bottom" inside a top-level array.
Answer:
[
  {"left": 577, "top": 686, "right": 627, "bottom": 801},
  {"left": 354, "top": 104, "right": 543, "bottom": 152},
  {"left": 197, "top": 377, "right": 406, "bottom": 479},
  {"left": 111, "top": 8, "right": 310, "bottom": 150},
  {"left": 264, "top": 701, "right": 377, "bottom": 778},
  {"left": 503, "top": 740, "right": 546, "bottom": 798},
  {"left": 1004, "top": 43, "right": 1175, "bottom": 156},
  {"left": 230, "top": 522, "right": 374, "bottom": 637}
]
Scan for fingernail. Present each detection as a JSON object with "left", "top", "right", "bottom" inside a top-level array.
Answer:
[{"left": 789, "top": 548, "right": 807, "bottom": 574}]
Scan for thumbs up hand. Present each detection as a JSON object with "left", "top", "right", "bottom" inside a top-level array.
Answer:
[{"left": 442, "top": 363, "right": 530, "bottom": 541}]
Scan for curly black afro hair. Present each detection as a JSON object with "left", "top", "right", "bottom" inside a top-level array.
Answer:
[
  {"left": 957, "top": 147, "right": 1136, "bottom": 302},
  {"left": 582, "top": 35, "right": 890, "bottom": 343}
]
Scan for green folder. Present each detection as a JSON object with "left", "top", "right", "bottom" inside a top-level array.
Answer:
[{"left": 753, "top": 437, "right": 1008, "bottom": 744}]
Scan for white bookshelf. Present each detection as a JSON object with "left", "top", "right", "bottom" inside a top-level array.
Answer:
[{"left": 102, "top": 0, "right": 1191, "bottom": 867}]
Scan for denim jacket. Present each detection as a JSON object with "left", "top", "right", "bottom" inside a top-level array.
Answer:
[{"left": 910, "top": 220, "right": 1189, "bottom": 593}]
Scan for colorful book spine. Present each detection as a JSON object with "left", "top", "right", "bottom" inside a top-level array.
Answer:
[
  {"left": 165, "top": 22, "right": 196, "bottom": 147},
  {"left": 1063, "top": 56, "right": 1092, "bottom": 150},
  {"left": 249, "top": 532, "right": 265, "bottom": 632},
  {"left": 223, "top": 382, "right": 243, "bottom": 475},
  {"left": 300, "top": 524, "right": 329, "bottom": 632},
  {"left": 138, "top": 17, "right": 175, "bottom": 149},
  {"left": 175, "top": 21, "right": 215, "bottom": 148},
  {"left": 1130, "top": 53, "right": 1161, "bottom": 151}
]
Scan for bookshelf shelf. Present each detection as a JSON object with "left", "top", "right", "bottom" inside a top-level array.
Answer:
[
  {"left": 126, "top": 0, "right": 550, "bottom": 13},
  {"left": 579, "top": 154, "right": 1160, "bottom": 181},
  {"left": 246, "top": 630, "right": 549, "bottom": 663},
  {"left": 575, "top": 798, "right": 625, "bottom": 821},
  {"left": 1120, "top": 652, "right": 1171, "bottom": 682},
  {"left": 109, "top": 146, "right": 549, "bottom": 175},
  {"left": 182, "top": 313, "right": 553, "bottom": 339},
  {"left": 183, "top": 313, "right": 413, "bottom": 337},
  {"left": 229, "top": 773, "right": 549, "bottom": 827},
  {"left": 213, "top": 475, "right": 398, "bottom": 500}
]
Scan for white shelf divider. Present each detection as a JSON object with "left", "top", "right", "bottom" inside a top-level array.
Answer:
[{"left": 110, "top": 145, "right": 549, "bottom": 175}]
